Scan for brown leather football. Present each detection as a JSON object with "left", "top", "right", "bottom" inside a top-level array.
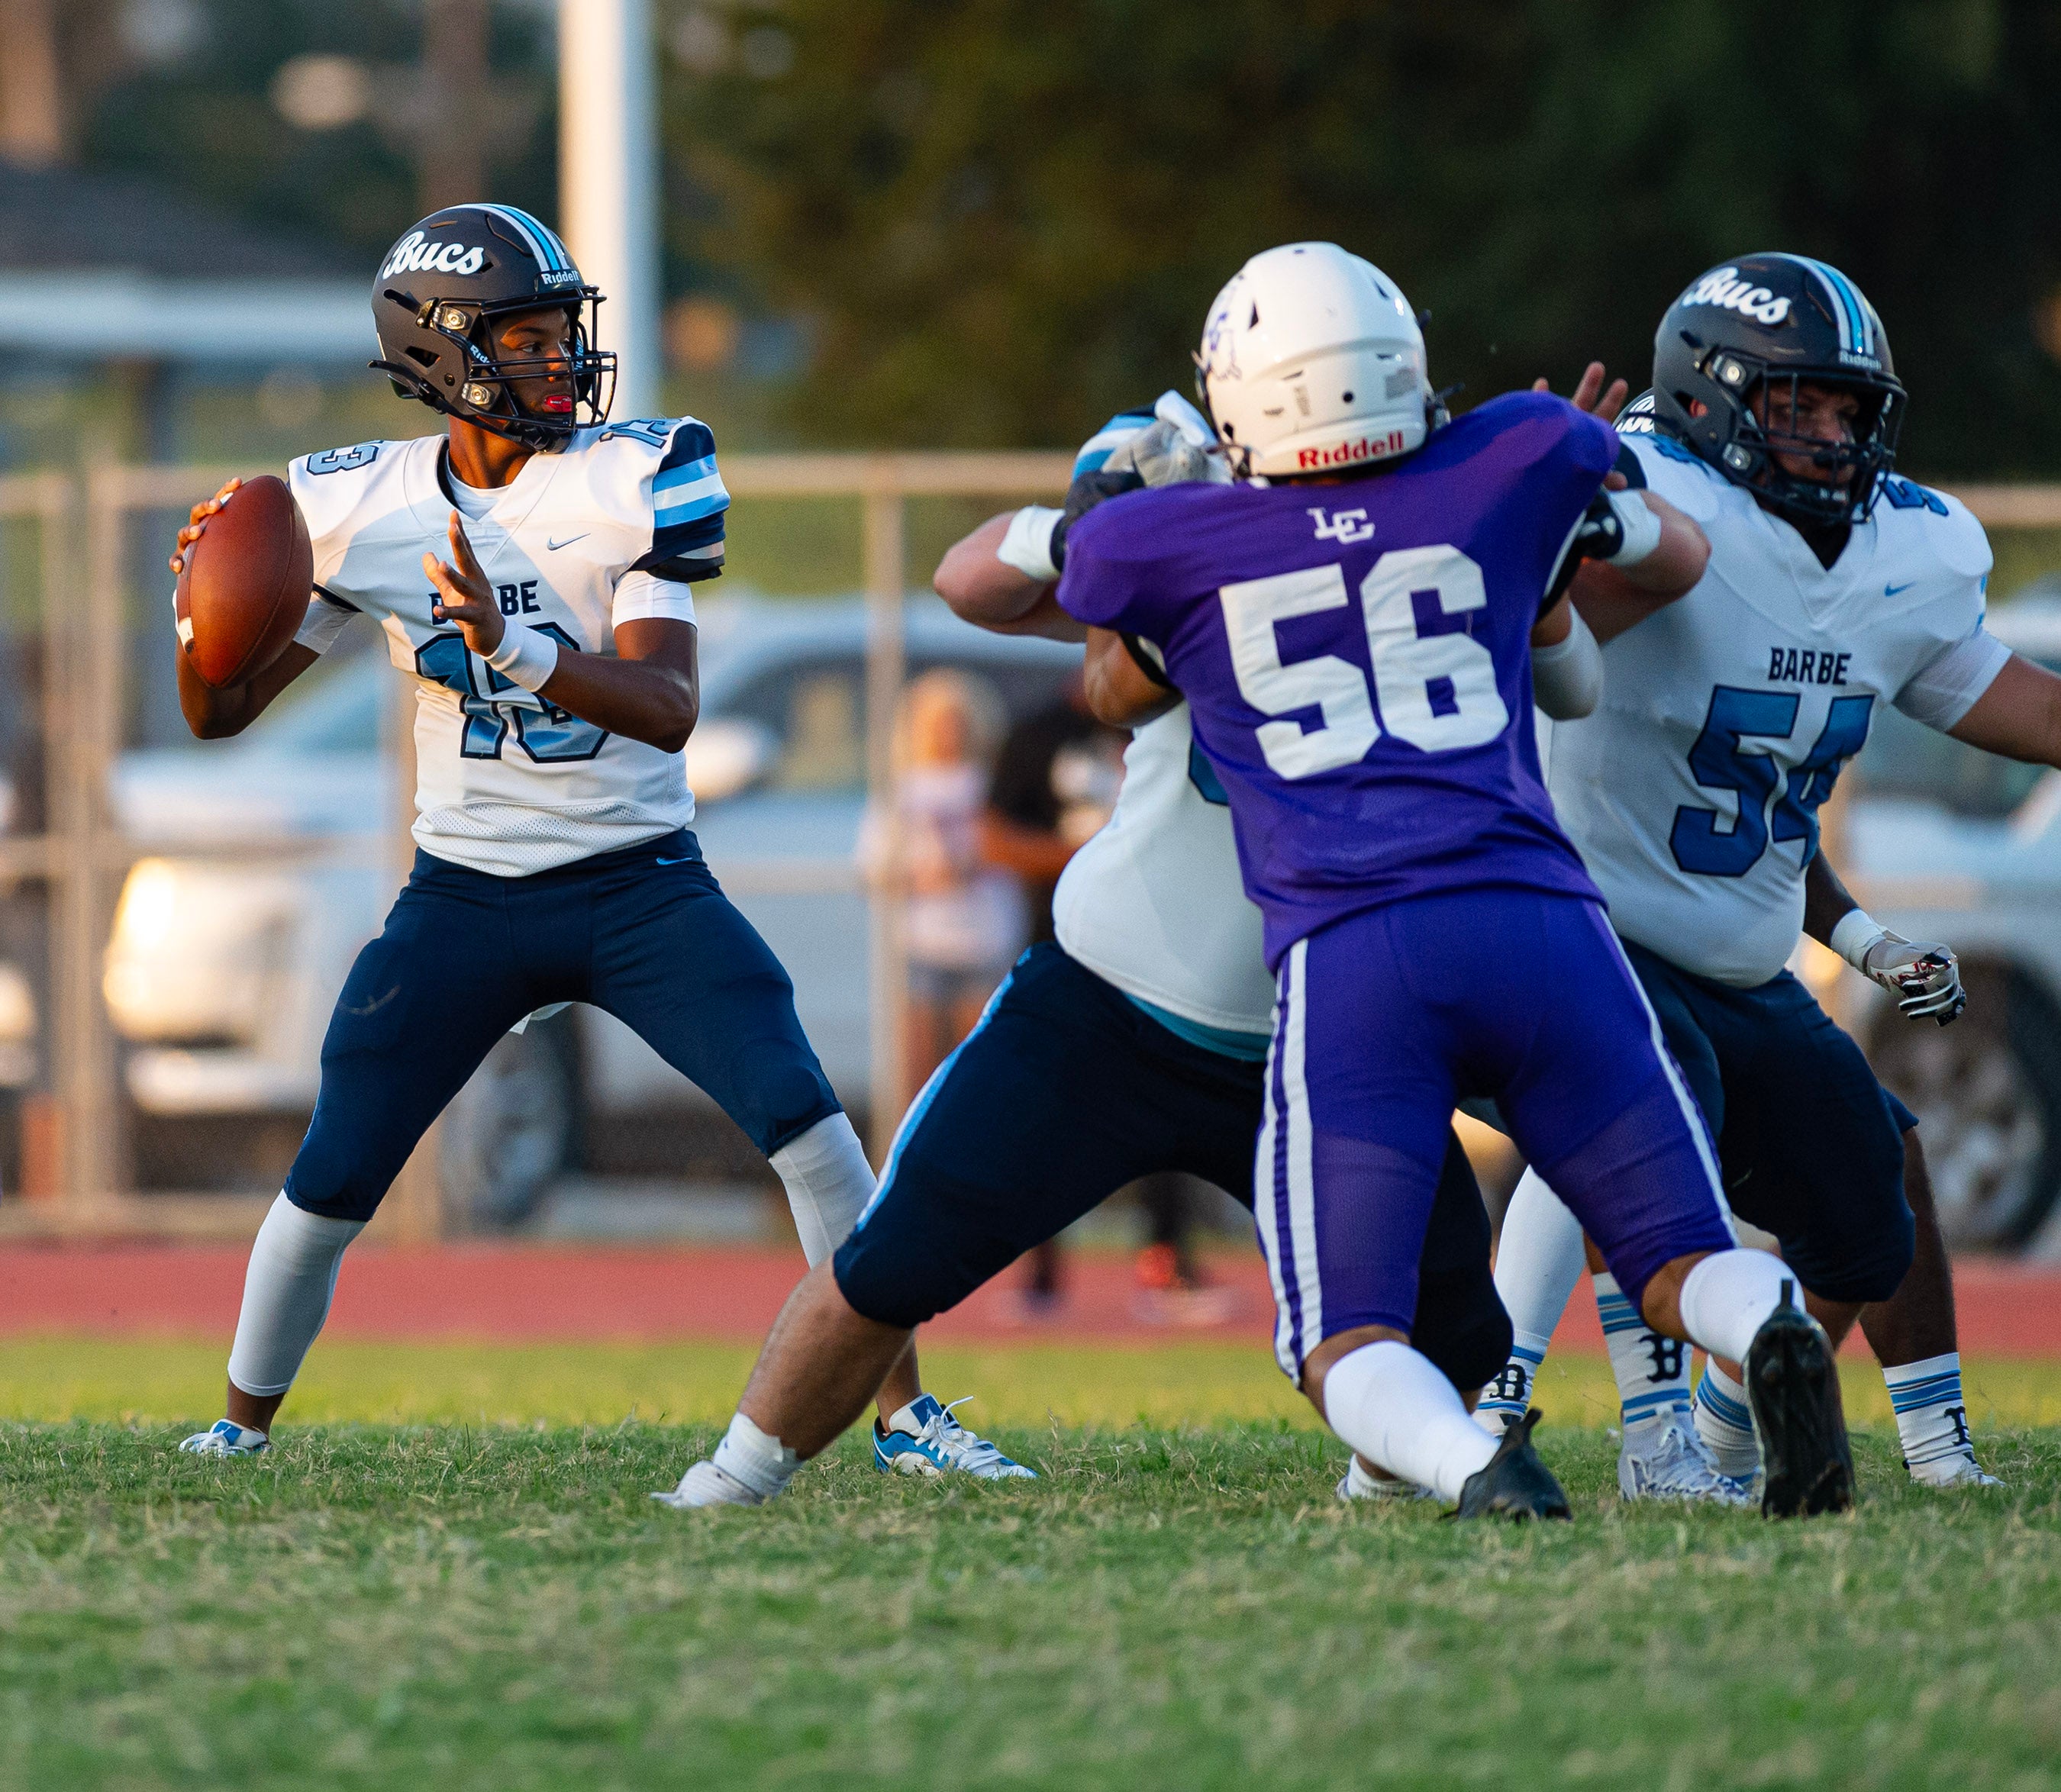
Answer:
[{"left": 173, "top": 475, "right": 314, "bottom": 689}]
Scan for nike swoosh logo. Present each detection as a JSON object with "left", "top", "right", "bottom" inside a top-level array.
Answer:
[
  {"left": 547, "top": 533, "right": 589, "bottom": 551},
  {"left": 1885, "top": 581, "right": 1915, "bottom": 596},
  {"left": 656, "top": 856, "right": 696, "bottom": 866}
]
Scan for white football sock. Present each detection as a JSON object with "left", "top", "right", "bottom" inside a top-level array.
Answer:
[
  {"left": 1884, "top": 1352, "right": 1979, "bottom": 1481},
  {"left": 711, "top": 1411, "right": 802, "bottom": 1500},
  {"left": 1478, "top": 1168, "right": 1591, "bottom": 1432},
  {"left": 1692, "top": 1359, "right": 1760, "bottom": 1479},
  {"left": 769, "top": 1113, "right": 876, "bottom": 1265},
  {"left": 1595, "top": 1271, "right": 1694, "bottom": 1433},
  {"left": 225, "top": 1193, "right": 365, "bottom": 1397},
  {"left": 1676, "top": 1247, "right": 1794, "bottom": 1364},
  {"left": 1321, "top": 1341, "right": 1498, "bottom": 1502}
]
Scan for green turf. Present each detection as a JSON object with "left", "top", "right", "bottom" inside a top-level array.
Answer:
[{"left": 3, "top": 1418, "right": 2058, "bottom": 1791}]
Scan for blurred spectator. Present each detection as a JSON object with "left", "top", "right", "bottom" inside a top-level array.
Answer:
[{"left": 863, "top": 669, "right": 1024, "bottom": 1097}]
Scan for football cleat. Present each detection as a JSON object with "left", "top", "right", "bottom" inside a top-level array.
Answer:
[
  {"left": 1337, "top": 1455, "right": 1437, "bottom": 1503},
  {"left": 1745, "top": 1282, "right": 1854, "bottom": 1517},
  {"left": 1908, "top": 1449, "right": 2004, "bottom": 1490},
  {"left": 872, "top": 1394, "right": 1036, "bottom": 1481},
  {"left": 1618, "top": 1420, "right": 1755, "bottom": 1507},
  {"left": 651, "top": 1460, "right": 766, "bottom": 1510},
  {"left": 1454, "top": 1407, "right": 1572, "bottom": 1521},
  {"left": 178, "top": 1419, "right": 269, "bottom": 1457}
]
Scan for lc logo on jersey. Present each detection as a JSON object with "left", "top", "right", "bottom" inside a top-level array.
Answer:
[
  {"left": 1679, "top": 266, "right": 1792, "bottom": 327},
  {"left": 1308, "top": 505, "right": 1375, "bottom": 544}
]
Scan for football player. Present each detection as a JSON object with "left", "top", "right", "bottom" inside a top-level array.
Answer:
[
  {"left": 1479, "top": 253, "right": 2060, "bottom": 1496},
  {"left": 667, "top": 243, "right": 1851, "bottom": 1522},
  {"left": 169, "top": 205, "right": 1022, "bottom": 1479},
  {"left": 653, "top": 374, "right": 1638, "bottom": 1511}
]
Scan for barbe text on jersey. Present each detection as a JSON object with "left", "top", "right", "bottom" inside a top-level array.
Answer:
[{"left": 1768, "top": 646, "right": 1852, "bottom": 686}]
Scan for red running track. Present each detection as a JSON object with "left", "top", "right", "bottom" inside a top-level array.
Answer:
[{"left": 2, "top": 1245, "right": 2060, "bottom": 1355}]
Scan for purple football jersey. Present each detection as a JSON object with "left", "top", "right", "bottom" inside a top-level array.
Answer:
[{"left": 1058, "top": 391, "right": 1615, "bottom": 965}]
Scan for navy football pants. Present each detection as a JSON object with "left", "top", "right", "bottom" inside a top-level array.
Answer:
[
  {"left": 285, "top": 830, "right": 841, "bottom": 1221},
  {"left": 1622, "top": 940, "right": 1916, "bottom": 1304},
  {"left": 834, "top": 943, "right": 1512, "bottom": 1394},
  {"left": 1260, "top": 888, "right": 1735, "bottom": 1381}
]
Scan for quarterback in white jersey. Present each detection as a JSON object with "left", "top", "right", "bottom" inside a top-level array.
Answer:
[
  {"left": 172, "top": 204, "right": 1020, "bottom": 1482},
  {"left": 656, "top": 381, "right": 1710, "bottom": 1510},
  {"left": 1485, "top": 253, "right": 2061, "bottom": 1497}
]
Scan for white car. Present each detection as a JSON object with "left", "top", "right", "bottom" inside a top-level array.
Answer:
[
  {"left": 105, "top": 594, "right": 1076, "bottom": 1224},
  {"left": 1843, "top": 592, "right": 2061, "bottom": 1255}
]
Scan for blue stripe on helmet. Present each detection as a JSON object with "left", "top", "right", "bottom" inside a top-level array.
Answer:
[
  {"left": 1784, "top": 254, "right": 1872, "bottom": 357},
  {"left": 481, "top": 204, "right": 575, "bottom": 276}
]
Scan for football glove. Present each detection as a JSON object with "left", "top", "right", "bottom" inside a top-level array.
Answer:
[
  {"left": 1860, "top": 934, "right": 1966, "bottom": 1027},
  {"left": 1048, "top": 466, "right": 1144, "bottom": 572}
]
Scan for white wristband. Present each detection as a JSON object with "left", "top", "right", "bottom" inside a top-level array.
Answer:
[
  {"left": 995, "top": 504, "right": 1063, "bottom": 582},
  {"left": 1829, "top": 907, "right": 1892, "bottom": 971},
  {"left": 1603, "top": 488, "right": 1664, "bottom": 566},
  {"left": 1530, "top": 604, "right": 1602, "bottom": 720},
  {"left": 485, "top": 624, "right": 560, "bottom": 692}
]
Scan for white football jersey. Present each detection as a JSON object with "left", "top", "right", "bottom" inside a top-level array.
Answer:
[
  {"left": 286, "top": 418, "right": 727, "bottom": 876},
  {"left": 1054, "top": 701, "right": 1276, "bottom": 1036},
  {"left": 1547, "top": 433, "right": 2007, "bottom": 986}
]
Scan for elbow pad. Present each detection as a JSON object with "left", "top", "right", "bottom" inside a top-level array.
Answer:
[{"left": 1530, "top": 607, "right": 1603, "bottom": 720}]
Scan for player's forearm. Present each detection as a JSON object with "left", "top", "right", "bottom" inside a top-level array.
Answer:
[
  {"left": 1802, "top": 851, "right": 1863, "bottom": 947},
  {"left": 1082, "top": 627, "right": 1177, "bottom": 727},
  {"left": 1566, "top": 493, "right": 1708, "bottom": 644},
  {"left": 537, "top": 654, "right": 699, "bottom": 754},
  {"left": 934, "top": 513, "right": 1053, "bottom": 628},
  {"left": 177, "top": 642, "right": 316, "bottom": 740}
]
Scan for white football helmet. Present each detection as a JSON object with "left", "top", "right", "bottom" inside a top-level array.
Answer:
[{"left": 1195, "top": 243, "right": 1434, "bottom": 479}]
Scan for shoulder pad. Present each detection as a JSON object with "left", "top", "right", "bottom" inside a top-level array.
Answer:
[
  {"left": 1622, "top": 432, "right": 1726, "bottom": 521},
  {"left": 288, "top": 437, "right": 408, "bottom": 554},
  {"left": 1876, "top": 476, "right": 1992, "bottom": 580}
]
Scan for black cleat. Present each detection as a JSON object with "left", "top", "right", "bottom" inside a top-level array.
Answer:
[
  {"left": 1746, "top": 1280, "right": 1854, "bottom": 1518},
  {"left": 1455, "top": 1407, "right": 1572, "bottom": 1521}
]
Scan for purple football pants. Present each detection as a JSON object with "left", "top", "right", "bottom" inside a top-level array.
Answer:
[{"left": 1256, "top": 887, "right": 1734, "bottom": 1383}]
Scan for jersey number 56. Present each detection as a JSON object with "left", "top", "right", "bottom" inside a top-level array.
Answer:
[{"left": 1219, "top": 545, "right": 1508, "bottom": 777}]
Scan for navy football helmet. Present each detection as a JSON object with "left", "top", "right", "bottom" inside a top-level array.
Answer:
[
  {"left": 1651, "top": 253, "right": 1904, "bottom": 528},
  {"left": 369, "top": 204, "right": 616, "bottom": 450}
]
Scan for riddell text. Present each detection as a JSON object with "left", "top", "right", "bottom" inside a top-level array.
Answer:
[{"left": 1298, "top": 432, "right": 1405, "bottom": 469}]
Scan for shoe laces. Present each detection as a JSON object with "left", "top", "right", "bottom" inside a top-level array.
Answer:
[
  {"left": 919, "top": 1396, "right": 1011, "bottom": 1471},
  {"left": 1633, "top": 1421, "right": 1735, "bottom": 1495}
]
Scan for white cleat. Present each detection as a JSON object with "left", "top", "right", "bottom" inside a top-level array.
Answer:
[
  {"left": 1618, "top": 1419, "right": 1754, "bottom": 1507},
  {"left": 1908, "top": 1449, "right": 2004, "bottom": 1489},
  {"left": 873, "top": 1395, "right": 1036, "bottom": 1480},
  {"left": 179, "top": 1419, "right": 270, "bottom": 1458},
  {"left": 651, "top": 1460, "right": 766, "bottom": 1510},
  {"left": 1336, "top": 1455, "right": 1437, "bottom": 1503}
]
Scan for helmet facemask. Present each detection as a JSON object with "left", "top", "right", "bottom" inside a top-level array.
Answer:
[{"left": 389, "top": 290, "right": 615, "bottom": 450}]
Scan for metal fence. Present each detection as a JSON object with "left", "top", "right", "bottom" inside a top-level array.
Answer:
[
  {"left": 2, "top": 460, "right": 2057, "bottom": 1242},
  {"left": 0, "top": 451, "right": 1072, "bottom": 1240}
]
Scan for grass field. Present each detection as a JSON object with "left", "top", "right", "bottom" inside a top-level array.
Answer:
[{"left": 4, "top": 1342, "right": 2059, "bottom": 1791}]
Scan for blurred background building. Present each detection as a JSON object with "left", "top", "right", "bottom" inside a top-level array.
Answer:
[{"left": 2, "top": 0, "right": 2060, "bottom": 1268}]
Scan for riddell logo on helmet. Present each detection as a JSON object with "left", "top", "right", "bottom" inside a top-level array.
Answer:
[
  {"left": 1681, "top": 267, "right": 1792, "bottom": 326},
  {"left": 1297, "top": 430, "right": 1405, "bottom": 469},
  {"left": 380, "top": 231, "right": 487, "bottom": 280}
]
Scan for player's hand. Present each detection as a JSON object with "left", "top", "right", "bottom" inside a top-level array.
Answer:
[
  {"left": 1534, "top": 362, "right": 1630, "bottom": 424},
  {"left": 424, "top": 512, "right": 505, "bottom": 656},
  {"left": 169, "top": 477, "right": 241, "bottom": 576},
  {"left": 1049, "top": 466, "right": 1145, "bottom": 572},
  {"left": 1862, "top": 935, "right": 1966, "bottom": 1027}
]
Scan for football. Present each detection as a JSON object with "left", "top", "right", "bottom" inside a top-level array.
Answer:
[{"left": 173, "top": 475, "right": 313, "bottom": 688}]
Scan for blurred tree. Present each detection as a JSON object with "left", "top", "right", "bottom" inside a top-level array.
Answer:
[
  {"left": 72, "top": 0, "right": 556, "bottom": 266},
  {"left": 665, "top": 0, "right": 2061, "bottom": 475}
]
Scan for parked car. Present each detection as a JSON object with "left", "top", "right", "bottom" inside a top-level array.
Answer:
[
  {"left": 105, "top": 593, "right": 1078, "bottom": 1224},
  {"left": 1843, "top": 594, "right": 2061, "bottom": 1255}
]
